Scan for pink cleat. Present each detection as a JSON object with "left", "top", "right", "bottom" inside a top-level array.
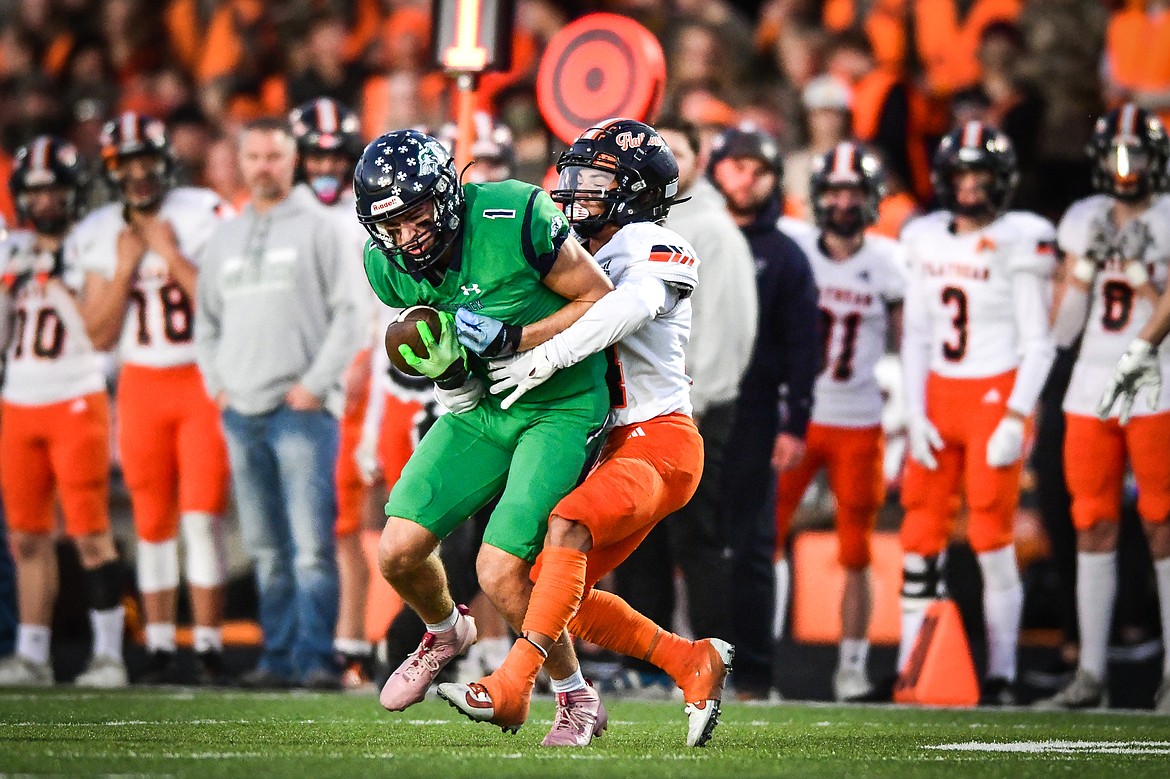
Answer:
[
  {"left": 379, "top": 605, "right": 477, "bottom": 711},
  {"left": 540, "top": 683, "right": 608, "bottom": 746}
]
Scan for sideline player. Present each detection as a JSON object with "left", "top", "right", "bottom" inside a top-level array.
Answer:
[
  {"left": 290, "top": 97, "right": 379, "bottom": 687},
  {"left": 354, "top": 130, "right": 613, "bottom": 713},
  {"left": 1040, "top": 105, "right": 1170, "bottom": 712},
  {"left": 0, "top": 136, "right": 128, "bottom": 688},
  {"left": 438, "top": 119, "right": 732, "bottom": 747},
  {"left": 898, "top": 122, "right": 1057, "bottom": 705},
  {"left": 776, "top": 142, "right": 906, "bottom": 702},
  {"left": 72, "top": 112, "right": 231, "bottom": 683}
]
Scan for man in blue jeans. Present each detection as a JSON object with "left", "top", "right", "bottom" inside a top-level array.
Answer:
[{"left": 195, "top": 118, "right": 359, "bottom": 689}]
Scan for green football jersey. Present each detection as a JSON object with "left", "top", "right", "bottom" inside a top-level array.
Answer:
[{"left": 363, "top": 179, "right": 606, "bottom": 406}]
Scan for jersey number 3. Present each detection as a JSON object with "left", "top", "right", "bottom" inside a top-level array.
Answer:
[
  {"left": 129, "top": 282, "right": 194, "bottom": 345},
  {"left": 940, "top": 286, "right": 968, "bottom": 362}
]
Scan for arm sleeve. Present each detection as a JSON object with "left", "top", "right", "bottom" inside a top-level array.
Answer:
[
  {"left": 901, "top": 258, "right": 932, "bottom": 417},
  {"left": 1006, "top": 267, "right": 1057, "bottom": 415},
  {"left": 542, "top": 272, "right": 673, "bottom": 369},
  {"left": 1051, "top": 283, "right": 1090, "bottom": 349},
  {"left": 522, "top": 188, "right": 571, "bottom": 278},
  {"left": 301, "top": 218, "right": 360, "bottom": 397},
  {"left": 777, "top": 244, "right": 820, "bottom": 437},
  {"left": 193, "top": 240, "right": 225, "bottom": 398}
]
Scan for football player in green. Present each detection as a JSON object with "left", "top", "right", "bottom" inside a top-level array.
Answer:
[{"left": 354, "top": 129, "right": 612, "bottom": 713}]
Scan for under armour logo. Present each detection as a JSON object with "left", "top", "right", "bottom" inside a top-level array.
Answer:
[{"left": 461, "top": 284, "right": 481, "bottom": 295}]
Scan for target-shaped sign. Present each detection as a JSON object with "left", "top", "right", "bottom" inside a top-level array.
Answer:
[{"left": 537, "top": 13, "right": 666, "bottom": 144}]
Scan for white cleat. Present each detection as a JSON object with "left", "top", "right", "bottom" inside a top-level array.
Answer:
[
  {"left": 833, "top": 667, "right": 874, "bottom": 702},
  {"left": 1033, "top": 669, "right": 1106, "bottom": 711},
  {"left": 684, "top": 638, "right": 734, "bottom": 747},
  {"left": 0, "top": 655, "right": 53, "bottom": 687},
  {"left": 73, "top": 655, "right": 128, "bottom": 688},
  {"left": 1153, "top": 675, "right": 1169, "bottom": 714}
]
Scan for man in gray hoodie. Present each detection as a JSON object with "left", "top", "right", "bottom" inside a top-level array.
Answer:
[
  {"left": 613, "top": 117, "right": 759, "bottom": 684},
  {"left": 195, "top": 117, "right": 358, "bottom": 689}
]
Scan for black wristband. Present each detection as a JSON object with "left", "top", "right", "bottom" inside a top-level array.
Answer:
[
  {"left": 484, "top": 322, "right": 523, "bottom": 359},
  {"left": 434, "top": 359, "right": 470, "bottom": 391}
]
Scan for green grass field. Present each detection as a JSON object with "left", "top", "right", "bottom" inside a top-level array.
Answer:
[{"left": 1, "top": 689, "right": 1166, "bottom": 778}]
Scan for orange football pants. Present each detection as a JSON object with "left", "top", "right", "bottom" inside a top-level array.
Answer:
[
  {"left": 901, "top": 370, "right": 1025, "bottom": 556},
  {"left": 539, "top": 412, "right": 704, "bottom": 588},
  {"left": 117, "top": 363, "right": 229, "bottom": 543},
  {"left": 335, "top": 383, "right": 369, "bottom": 538},
  {"left": 0, "top": 392, "right": 111, "bottom": 537},
  {"left": 776, "top": 423, "right": 884, "bottom": 569},
  {"left": 1064, "top": 412, "right": 1170, "bottom": 529}
]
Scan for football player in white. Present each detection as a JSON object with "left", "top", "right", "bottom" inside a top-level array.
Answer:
[
  {"left": 72, "top": 112, "right": 231, "bottom": 684},
  {"left": 437, "top": 119, "right": 732, "bottom": 748},
  {"left": 899, "top": 122, "right": 1057, "bottom": 705},
  {"left": 0, "top": 136, "right": 128, "bottom": 688},
  {"left": 777, "top": 142, "right": 907, "bottom": 701},
  {"left": 1040, "top": 105, "right": 1170, "bottom": 712},
  {"left": 290, "top": 97, "right": 379, "bottom": 689}
]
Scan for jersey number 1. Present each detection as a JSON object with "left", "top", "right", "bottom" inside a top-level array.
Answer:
[{"left": 819, "top": 308, "right": 862, "bottom": 381}]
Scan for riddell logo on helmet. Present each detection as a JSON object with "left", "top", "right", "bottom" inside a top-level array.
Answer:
[
  {"left": 371, "top": 195, "right": 404, "bottom": 214},
  {"left": 615, "top": 131, "right": 645, "bottom": 151}
]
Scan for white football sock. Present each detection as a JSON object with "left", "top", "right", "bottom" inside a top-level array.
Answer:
[
  {"left": 550, "top": 667, "right": 587, "bottom": 693},
  {"left": 194, "top": 625, "right": 224, "bottom": 654},
  {"left": 772, "top": 558, "right": 790, "bottom": 640},
  {"left": 90, "top": 606, "right": 125, "bottom": 662},
  {"left": 145, "top": 622, "right": 177, "bottom": 653},
  {"left": 978, "top": 545, "right": 1022, "bottom": 682},
  {"left": 839, "top": 638, "right": 869, "bottom": 674},
  {"left": 1155, "top": 556, "right": 1170, "bottom": 677},
  {"left": 898, "top": 598, "right": 929, "bottom": 673},
  {"left": 425, "top": 605, "right": 459, "bottom": 634},
  {"left": 1075, "top": 551, "right": 1117, "bottom": 680},
  {"left": 476, "top": 636, "right": 512, "bottom": 674},
  {"left": 17, "top": 624, "right": 51, "bottom": 666},
  {"left": 333, "top": 637, "right": 373, "bottom": 657}
]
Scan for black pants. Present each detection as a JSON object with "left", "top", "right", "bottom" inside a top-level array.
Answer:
[
  {"left": 615, "top": 401, "right": 738, "bottom": 672},
  {"left": 720, "top": 400, "right": 781, "bottom": 696}
]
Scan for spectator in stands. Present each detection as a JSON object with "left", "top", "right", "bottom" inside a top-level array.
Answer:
[
  {"left": 1104, "top": 0, "right": 1170, "bottom": 124},
  {"left": 283, "top": 13, "right": 367, "bottom": 111},
  {"left": 784, "top": 74, "right": 853, "bottom": 220},
  {"left": 614, "top": 116, "right": 759, "bottom": 687},
  {"left": 195, "top": 117, "right": 359, "bottom": 690},
  {"left": 708, "top": 125, "right": 820, "bottom": 700}
]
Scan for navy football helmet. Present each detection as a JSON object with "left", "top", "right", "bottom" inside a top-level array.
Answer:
[
  {"left": 1088, "top": 103, "right": 1170, "bottom": 202},
  {"left": 354, "top": 129, "right": 464, "bottom": 275},
  {"left": 809, "top": 141, "right": 884, "bottom": 237},
  {"left": 551, "top": 118, "right": 681, "bottom": 239},
  {"left": 932, "top": 121, "right": 1018, "bottom": 218},
  {"left": 10, "top": 135, "right": 86, "bottom": 235}
]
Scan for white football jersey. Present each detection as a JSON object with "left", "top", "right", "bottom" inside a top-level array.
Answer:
[
  {"left": 332, "top": 191, "right": 381, "bottom": 344},
  {"left": 901, "top": 210, "right": 1057, "bottom": 378},
  {"left": 1059, "top": 194, "right": 1170, "bottom": 417},
  {"left": 1, "top": 232, "right": 105, "bottom": 405},
  {"left": 592, "top": 222, "right": 698, "bottom": 427},
  {"left": 795, "top": 232, "right": 907, "bottom": 427},
  {"left": 66, "top": 187, "right": 225, "bottom": 368}
]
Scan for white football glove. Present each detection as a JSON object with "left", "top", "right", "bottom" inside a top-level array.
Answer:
[
  {"left": 354, "top": 429, "right": 380, "bottom": 486},
  {"left": 907, "top": 414, "right": 944, "bottom": 471},
  {"left": 487, "top": 344, "right": 558, "bottom": 410},
  {"left": 1098, "top": 338, "right": 1161, "bottom": 424},
  {"left": 986, "top": 415, "right": 1026, "bottom": 468},
  {"left": 434, "top": 375, "right": 485, "bottom": 415}
]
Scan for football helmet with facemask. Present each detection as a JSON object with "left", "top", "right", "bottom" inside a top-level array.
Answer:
[
  {"left": 354, "top": 129, "right": 464, "bottom": 277},
  {"left": 932, "top": 121, "right": 1019, "bottom": 218},
  {"left": 290, "top": 97, "right": 365, "bottom": 205},
  {"left": 437, "top": 112, "right": 515, "bottom": 183},
  {"left": 99, "top": 111, "right": 174, "bottom": 211},
  {"left": 810, "top": 141, "right": 884, "bottom": 237},
  {"left": 550, "top": 118, "right": 681, "bottom": 240},
  {"left": 1088, "top": 103, "right": 1170, "bottom": 203},
  {"left": 10, "top": 135, "right": 86, "bottom": 236}
]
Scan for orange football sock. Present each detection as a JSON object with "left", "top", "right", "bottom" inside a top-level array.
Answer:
[
  {"left": 521, "top": 546, "right": 588, "bottom": 641},
  {"left": 569, "top": 588, "right": 697, "bottom": 686},
  {"left": 481, "top": 640, "right": 543, "bottom": 726}
]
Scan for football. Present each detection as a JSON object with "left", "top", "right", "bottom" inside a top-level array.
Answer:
[{"left": 385, "top": 305, "right": 444, "bottom": 377}]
